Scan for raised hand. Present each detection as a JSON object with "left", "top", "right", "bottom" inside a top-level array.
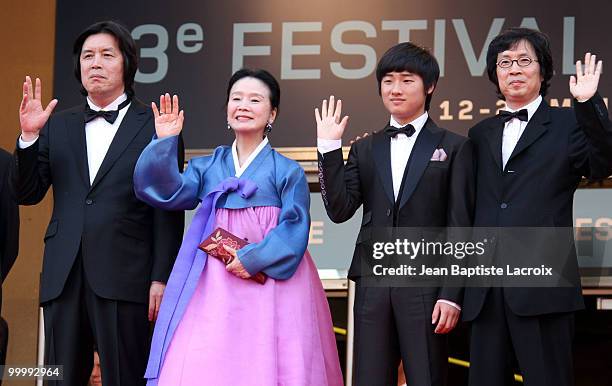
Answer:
[
  {"left": 152, "top": 93, "right": 184, "bottom": 138},
  {"left": 315, "top": 95, "right": 349, "bottom": 140},
  {"left": 19, "top": 76, "right": 58, "bottom": 141},
  {"left": 570, "top": 53, "right": 603, "bottom": 102}
]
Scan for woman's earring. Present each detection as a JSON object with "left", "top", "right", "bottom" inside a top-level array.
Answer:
[
  {"left": 227, "top": 122, "right": 232, "bottom": 130},
  {"left": 265, "top": 122, "right": 273, "bottom": 134}
]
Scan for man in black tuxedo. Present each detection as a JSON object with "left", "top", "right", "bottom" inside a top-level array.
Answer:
[
  {"left": 13, "top": 21, "right": 183, "bottom": 385},
  {"left": 316, "top": 42, "right": 474, "bottom": 386},
  {"left": 0, "top": 148, "right": 19, "bottom": 370},
  {"left": 463, "top": 28, "right": 612, "bottom": 386}
]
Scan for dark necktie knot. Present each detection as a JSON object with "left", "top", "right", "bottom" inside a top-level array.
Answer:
[
  {"left": 498, "top": 109, "right": 528, "bottom": 123},
  {"left": 384, "top": 123, "right": 416, "bottom": 138},
  {"left": 84, "top": 98, "right": 131, "bottom": 124}
]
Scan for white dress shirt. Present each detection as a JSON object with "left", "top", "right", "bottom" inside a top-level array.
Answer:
[
  {"left": 388, "top": 113, "right": 428, "bottom": 199},
  {"left": 19, "top": 93, "right": 131, "bottom": 185},
  {"left": 501, "top": 95, "right": 542, "bottom": 170},
  {"left": 231, "top": 136, "right": 269, "bottom": 177}
]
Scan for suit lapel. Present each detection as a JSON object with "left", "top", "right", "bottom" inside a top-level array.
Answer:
[
  {"left": 67, "top": 105, "right": 90, "bottom": 187},
  {"left": 398, "top": 119, "right": 444, "bottom": 209},
  {"left": 90, "top": 101, "right": 149, "bottom": 190},
  {"left": 484, "top": 118, "right": 504, "bottom": 171},
  {"left": 371, "top": 130, "right": 395, "bottom": 205},
  {"left": 505, "top": 101, "right": 551, "bottom": 168}
]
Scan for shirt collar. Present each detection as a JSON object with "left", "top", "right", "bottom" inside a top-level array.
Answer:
[
  {"left": 390, "top": 111, "right": 428, "bottom": 137},
  {"left": 504, "top": 95, "right": 542, "bottom": 122},
  {"left": 231, "top": 136, "right": 270, "bottom": 177},
  {"left": 87, "top": 93, "right": 128, "bottom": 111}
]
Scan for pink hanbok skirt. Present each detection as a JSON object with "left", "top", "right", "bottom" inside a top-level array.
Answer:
[{"left": 156, "top": 206, "right": 344, "bottom": 386}]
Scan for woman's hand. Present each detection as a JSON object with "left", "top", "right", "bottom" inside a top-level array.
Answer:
[
  {"left": 223, "top": 245, "right": 252, "bottom": 279},
  {"left": 152, "top": 93, "right": 184, "bottom": 138}
]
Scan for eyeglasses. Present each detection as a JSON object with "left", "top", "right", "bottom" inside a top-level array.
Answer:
[{"left": 496, "top": 57, "right": 538, "bottom": 69}]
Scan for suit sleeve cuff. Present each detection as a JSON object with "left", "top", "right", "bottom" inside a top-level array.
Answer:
[
  {"left": 436, "top": 299, "right": 461, "bottom": 311},
  {"left": 575, "top": 92, "right": 602, "bottom": 104},
  {"left": 18, "top": 135, "right": 38, "bottom": 149},
  {"left": 317, "top": 138, "right": 342, "bottom": 154}
]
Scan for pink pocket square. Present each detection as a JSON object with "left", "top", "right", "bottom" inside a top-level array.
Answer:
[{"left": 430, "top": 148, "right": 447, "bottom": 161}]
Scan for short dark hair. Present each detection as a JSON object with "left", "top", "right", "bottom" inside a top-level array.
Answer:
[
  {"left": 226, "top": 68, "right": 281, "bottom": 113},
  {"left": 486, "top": 27, "right": 553, "bottom": 99},
  {"left": 73, "top": 21, "right": 138, "bottom": 97},
  {"left": 375, "top": 42, "right": 439, "bottom": 110}
]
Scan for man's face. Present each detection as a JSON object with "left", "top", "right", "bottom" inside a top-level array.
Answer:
[
  {"left": 496, "top": 40, "right": 543, "bottom": 109},
  {"left": 80, "top": 33, "right": 125, "bottom": 104},
  {"left": 380, "top": 71, "right": 433, "bottom": 125}
]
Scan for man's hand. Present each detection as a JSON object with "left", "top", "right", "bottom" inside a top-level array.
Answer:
[
  {"left": 570, "top": 52, "right": 603, "bottom": 102},
  {"left": 432, "top": 302, "right": 460, "bottom": 334},
  {"left": 19, "top": 76, "right": 58, "bottom": 141},
  {"left": 148, "top": 281, "right": 166, "bottom": 322},
  {"left": 315, "top": 95, "right": 349, "bottom": 140},
  {"left": 152, "top": 93, "right": 184, "bottom": 138},
  {"left": 349, "top": 131, "right": 372, "bottom": 145},
  {"left": 223, "top": 245, "right": 252, "bottom": 279}
]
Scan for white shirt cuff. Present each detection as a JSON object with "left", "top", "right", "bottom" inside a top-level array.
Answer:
[
  {"left": 317, "top": 138, "right": 342, "bottom": 154},
  {"left": 436, "top": 299, "right": 461, "bottom": 311},
  {"left": 18, "top": 135, "right": 39, "bottom": 149}
]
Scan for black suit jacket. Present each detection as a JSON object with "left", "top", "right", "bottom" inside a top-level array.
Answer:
[
  {"left": 13, "top": 99, "right": 184, "bottom": 304},
  {"left": 0, "top": 149, "right": 19, "bottom": 314},
  {"left": 318, "top": 118, "right": 475, "bottom": 304},
  {"left": 463, "top": 94, "right": 612, "bottom": 320}
]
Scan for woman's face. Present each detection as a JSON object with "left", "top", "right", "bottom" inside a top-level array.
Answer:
[{"left": 227, "top": 77, "right": 276, "bottom": 134}]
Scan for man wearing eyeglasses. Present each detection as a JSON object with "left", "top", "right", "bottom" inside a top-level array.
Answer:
[{"left": 463, "top": 28, "right": 612, "bottom": 386}]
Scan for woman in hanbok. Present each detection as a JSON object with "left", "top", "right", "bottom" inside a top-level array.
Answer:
[{"left": 134, "top": 69, "right": 344, "bottom": 386}]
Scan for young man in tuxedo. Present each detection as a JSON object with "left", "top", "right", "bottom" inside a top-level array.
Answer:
[
  {"left": 463, "top": 28, "right": 612, "bottom": 386},
  {"left": 13, "top": 21, "right": 183, "bottom": 385},
  {"left": 316, "top": 42, "right": 474, "bottom": 386}
]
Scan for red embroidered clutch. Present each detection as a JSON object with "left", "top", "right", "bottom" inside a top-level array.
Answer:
[{"left": 198, "top": 227, "right": 267, "bottom": 284}]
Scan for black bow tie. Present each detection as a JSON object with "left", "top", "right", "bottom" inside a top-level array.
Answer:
[
  {"left": 84, "top": 98, "right": 131, "bottom": 124},
  {"left": 384, "top": 124, "right": 416, "bottom": 138},
  {"left": 498, "top": 109, "right": 528, "bottom": 123}
]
